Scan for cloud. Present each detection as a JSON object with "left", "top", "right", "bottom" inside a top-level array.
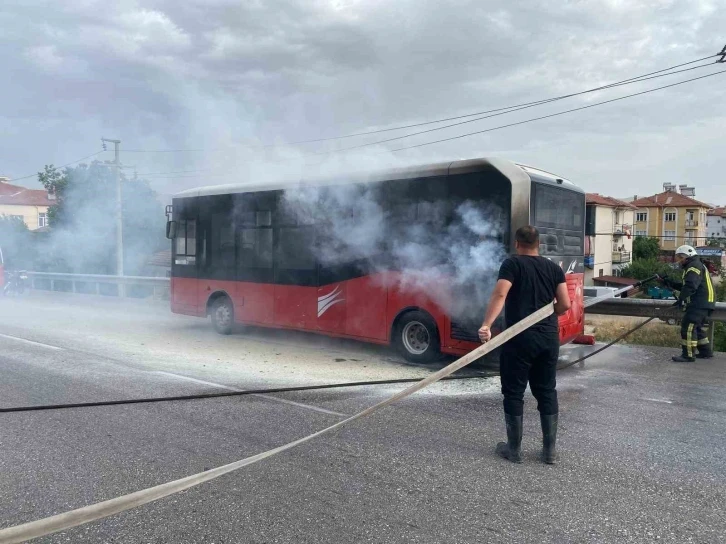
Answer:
[{"left": 0, "top": 0, "right": 723, "bottom": 203}]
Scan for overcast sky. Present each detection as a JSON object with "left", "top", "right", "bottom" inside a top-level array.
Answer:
[{"left": 1, "top": 0, "right": 724, "bottom": 204}]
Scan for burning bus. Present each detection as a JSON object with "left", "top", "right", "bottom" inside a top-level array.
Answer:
[{"left": 166, "top": 157, "right": 585, "bottom": 363}]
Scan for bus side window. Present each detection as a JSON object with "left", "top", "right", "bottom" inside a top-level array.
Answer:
[
  {"left": 210, "top": 213, "right": 235, "bottom": 275},
  {"left": 236, "top": 193, "right": 274, "bottom": 276},
  {"left": 277, "top": 227, "right": 316, "bottom": 270},
  {"left": 174, "top": 220, "right": 197, "bottom": 265},
  {"left": 238, "top": 228, "right": 273, "bottom": 269}
]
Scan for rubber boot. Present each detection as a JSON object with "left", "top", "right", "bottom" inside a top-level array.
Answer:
[
  {"left": 540, "top": 413, "right": 558, "bottom": 464},
  {"left": 696, "top": 344, "right": 713, "bottom": 359},
  {"left": 495, "top": 413, "right": 523, "bottom": 463},
  {"left": 672, "top": 346, "right": 695, "bottom": 363}
]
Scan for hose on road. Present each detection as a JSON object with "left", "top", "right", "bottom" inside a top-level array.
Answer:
[
  {"left": 0, "top": 301, "right": 665, "bottom": 543},
  {"left": 0, "top": 317, "right": 655, "bottom": 414}
]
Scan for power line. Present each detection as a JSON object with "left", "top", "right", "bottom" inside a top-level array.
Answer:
[
  {"left": 122, "top": 53, "right": 721, "bottom": 156},
  {"left": 125, "top": 63, "right": 726, "bottom": 180},
  {"left": 9, "top": 151, "right": 107, "bottom": 182},
  {"left": 308, "top": 61, "right": 722, "bottom": 157},
  {"left": 383, "top": 67, "right": 726, "bottom": 154}
]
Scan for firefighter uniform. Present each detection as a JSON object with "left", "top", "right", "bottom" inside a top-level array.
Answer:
[{"left": 664, "top": 253, "right": 716, "bottom": 362}]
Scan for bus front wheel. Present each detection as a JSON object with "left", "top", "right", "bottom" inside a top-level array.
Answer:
[
  {"left": 393, "top": 311, "right": 441, "bottom": 364},
  {"left": 211, "top": 296, "right": 234, "bottom": 335}
]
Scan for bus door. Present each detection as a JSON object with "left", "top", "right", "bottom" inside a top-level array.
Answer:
[
  {"left": 170, "top": 198, "right": 201, "bottom": 315},
  {"left": 199, "top": 195, "right": 238, "bottom": 316},
  {"left": 315, "top": 234, "right": 349, "bottom": 336},
  {"left": 274, "top": 224, "right": 317, "bottom": 330},
  {"left": 235, "top": 193, "right": 275, "bottom": 325}
]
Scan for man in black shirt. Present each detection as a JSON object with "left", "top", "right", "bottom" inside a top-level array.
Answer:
[{"left": 479, "top": 226, "right": 571, "bottom": 464}]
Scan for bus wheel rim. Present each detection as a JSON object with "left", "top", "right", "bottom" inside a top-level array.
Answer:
[
  {"left": 402, "top": 321, "right": 430, "bottom": 355},
  {"left": 216, "top": 304, "right": 231, "bottom": 326}
]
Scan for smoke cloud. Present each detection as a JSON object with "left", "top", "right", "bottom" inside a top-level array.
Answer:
[{"left": 281, "top": 182, "right": 507, "bottom": 322}]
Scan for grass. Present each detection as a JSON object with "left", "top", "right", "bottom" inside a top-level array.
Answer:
[{"left": 588, "top": 318, "right": 682, "bottom": 349}]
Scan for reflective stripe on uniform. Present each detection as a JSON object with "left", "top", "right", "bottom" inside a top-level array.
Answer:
[
  {"left": 686, "top": 267, "right": 701, "bottom": 275},
  {"left": 686, "top": 323, "right": 695, "bottom": 357},
  {"left": 697, "top": 338, "right": 710, "bottom": 346},
  {"left": 704, "top": 271, "right": 715, "bottom": 303}
]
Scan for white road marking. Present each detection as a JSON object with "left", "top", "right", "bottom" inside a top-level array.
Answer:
[
  {"left": 154, "top": 372, "right": 241, "bottom": 392},
  {"left": 0, "top": 333, "right": 63, "bottom": 351},
  {"left": 152, "top": 371, "right": 348, "bottom": 417},
  {"left": 643, "top": 398, "right": 674, "bottom": 404}
]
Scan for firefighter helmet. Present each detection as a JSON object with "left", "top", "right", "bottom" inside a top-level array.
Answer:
[{"left": 675, "top": 245, "right": 697, "bottom": 257}]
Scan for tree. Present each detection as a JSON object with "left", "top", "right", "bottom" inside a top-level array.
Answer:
[
  {"left": 0, "top": 216, "right": 34, "bottom": 270},
  {"left": 633, "top": 236, "right": 660, "bottom": 261},
  {"left": 619, "top": 258, "right": 680, "bottom": 283},
  {"left": 36, "top": 161, "right": 166, "bottom": 275},
  {"left": 706, "top": 238, "right": 722, "bottom": 248}
]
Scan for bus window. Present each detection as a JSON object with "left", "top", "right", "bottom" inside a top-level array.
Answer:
[
  {"left": 210, "top": 214, "right": 235, "bottom": 274},
  {"left": 174, "top": 220, "right": 196, "bottom": 265},
  {"left": 534, "top": 184, "right": 583, "bottom": 230},
  {"left": 276, "top": 226, "right": 317, "bottom": 286},
  {"left": 277, "top": 227, "right": 316, "bottom": 270},
  {"left": 533, "top": 183, "right": 584, "bottom": 256},
  {"left": 238, "top": 228, "right": 273, "bottom": 269}
]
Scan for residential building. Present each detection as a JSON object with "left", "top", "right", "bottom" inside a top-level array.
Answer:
[
  {"left": 584, "top": 193, "right": 636, "bottom": 285},
  {"left": 706, "top": 207, "right": 725, "bottom": 241},
  {"left": 630, "top": 183, "right": 710, "bottom": 250},
  {"left": 0, "top": 176, "right": 54, "bottom": 230}
]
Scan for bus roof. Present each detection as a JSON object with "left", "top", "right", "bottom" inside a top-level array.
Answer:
[{"left": 173, "top": 156, "right": 582, "bottom": 199}]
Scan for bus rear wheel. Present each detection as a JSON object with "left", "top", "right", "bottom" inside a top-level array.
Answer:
[
  {"left": 393, "top": 311, "right": 441, "bottom": 364},
  {"left": 211, "top": 296, "right": 234, "bottom": 335}
]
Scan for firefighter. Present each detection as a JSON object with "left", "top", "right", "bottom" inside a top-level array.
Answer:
[{"left": 658, "top": 245, "right": 716, "bottom": 362}]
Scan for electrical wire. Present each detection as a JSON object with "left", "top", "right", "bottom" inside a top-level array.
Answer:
[
  {"left": 121, "top": 54, "right": 721, "bottom": 156},
  {"left": 383, "top": 67, "right": 726, "bottom": 154},
  {"left": 8, "top": 151, "right": 107, "bottom": 182},
  {"left": 133, "top": 65, "right": 726, "bottom": 179}
]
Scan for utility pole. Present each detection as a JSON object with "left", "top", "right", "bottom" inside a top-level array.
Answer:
[{"left": 102, "top": 137, "right": 124, "bottom": 296}]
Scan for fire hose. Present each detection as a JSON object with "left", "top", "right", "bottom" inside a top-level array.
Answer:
[{"left": 0, "top": 277, "right": 660, "bottom": 543}]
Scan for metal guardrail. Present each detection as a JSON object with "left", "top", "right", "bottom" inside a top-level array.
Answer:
[
  {"left": 22, "top": 271, "right": 726, "bottom": 323},
  {"left": 27, "top": 272, "right": 169, "bottom": 298},
  {"left": 586, "top": 297, "right": 726, "bottom": 322}
]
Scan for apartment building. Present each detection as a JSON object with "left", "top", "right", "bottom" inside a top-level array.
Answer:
[
  {"left": 631, "top": 183, "right": 710, "bottom": 250},
  {"left": 584, "top": 193, "right": 636, "bottom": 284}
]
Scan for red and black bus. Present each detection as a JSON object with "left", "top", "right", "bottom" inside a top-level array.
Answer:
[{"left": 167, "top": 157, "right": 585, "bottom": 362}]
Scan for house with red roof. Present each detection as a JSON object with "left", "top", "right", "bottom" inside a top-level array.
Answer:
[
  {"left": 584, "top": 193, "right": 638, "bottom": 284},
  {"left": 630, "top": 183, "right": 711, "bottom": 250},
  {"left": 0, "top": 176, "right": 54, "bottom": 230}
]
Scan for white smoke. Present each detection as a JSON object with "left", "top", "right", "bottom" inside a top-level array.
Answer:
[{"left": 281, "top": 182, "right": 507, "bottom": 321}]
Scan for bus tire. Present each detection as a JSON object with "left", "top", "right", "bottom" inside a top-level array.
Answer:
[
  {"left": 211, "top": 296, "right": 234, "bottom": 335},
  {"left": 393, "top": 311, "right": 441, "bottom": 364}
]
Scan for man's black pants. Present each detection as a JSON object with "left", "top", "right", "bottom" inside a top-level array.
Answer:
[
  {"left": 680, "top": 308, "right": 712, "bottom": 358},
  {"left": 500, "top": 330, "right": 559, "bottom": 417}
]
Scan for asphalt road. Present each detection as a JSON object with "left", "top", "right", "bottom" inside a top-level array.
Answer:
[{"left": 1, "top": 292, "right": 725, "bottom": 543}]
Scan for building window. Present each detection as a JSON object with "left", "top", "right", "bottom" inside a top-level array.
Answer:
[
  {"left": 636, "top": 212, "right": 647, "bottom": 222},
  {"left": 664, "top": 212, "right": 676, "bottom": 222},
  {"left": 38, "top": 212, "right": 48, "bottom": 228},
  {"left": 664, "top": 230, "right": 676, "bottom": 241},
  {"left": 635, "top": 230, "right": 647, "bottom": 237}
]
